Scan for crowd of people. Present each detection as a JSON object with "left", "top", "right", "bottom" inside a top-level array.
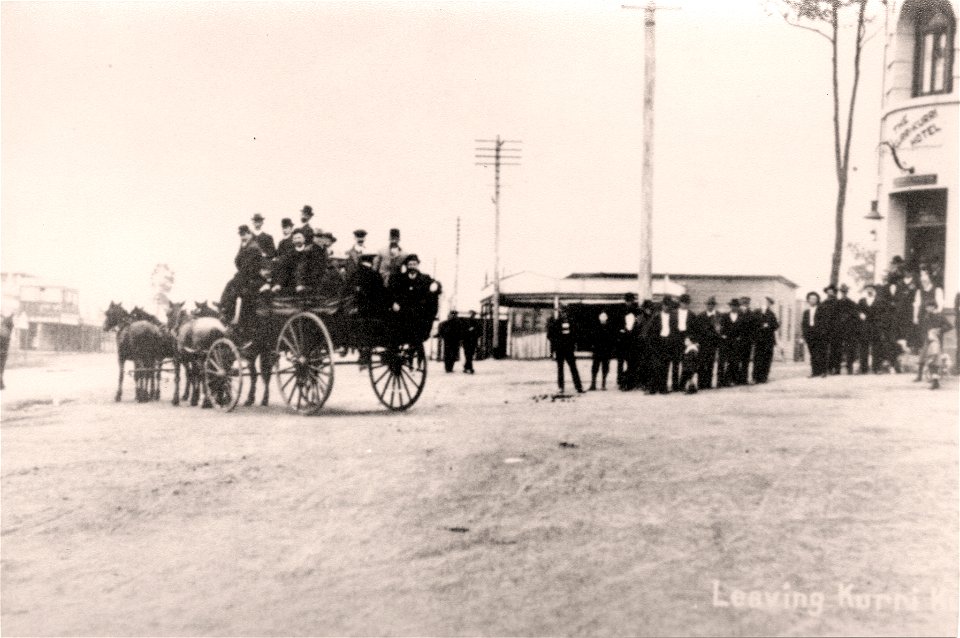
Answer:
[
  {"left": 220, "top": 208, "right": 439, "bottom": 338},
  {"left": 801, "top": 257, "right": 953, "bottom": 389},
  {"left": 546, "top": 292, "right": 780, "bottom": 395}
]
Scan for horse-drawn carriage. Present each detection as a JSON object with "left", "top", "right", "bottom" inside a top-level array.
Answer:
[{"left": 202, "top": 280, "right": 437, "bottom": 415}]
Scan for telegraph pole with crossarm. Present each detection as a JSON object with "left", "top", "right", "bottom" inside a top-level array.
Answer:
[{"left": 475, "top": 136, "right": 522, "bottom": 358}]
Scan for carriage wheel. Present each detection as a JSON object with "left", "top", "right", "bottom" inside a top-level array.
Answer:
[
  {"left": 203, "top": 338, "right": 244, "bottom": 412},
  {"left": 369, "top": 343, "right": 427, "bottom": 411},
  {"left": 275, "top": 312, "right": 335, "bottom": 415}
]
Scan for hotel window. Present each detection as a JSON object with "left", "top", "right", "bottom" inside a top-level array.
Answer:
[{"left": 914, "top": 3, "right": 955, "bottom": 96}]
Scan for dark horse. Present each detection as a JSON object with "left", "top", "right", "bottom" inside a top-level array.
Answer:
[
  {"left": 167, "top": 301, "right": 226, "bottom": 408},
  {"left": 228, "top": 306, "right": 277, "bottom": 408},
  {"left": 103, "top": 302, "right": 175, "bottom": 402},
  {"left": 0, "top": 314, "right": 13, "bottom": 390}
]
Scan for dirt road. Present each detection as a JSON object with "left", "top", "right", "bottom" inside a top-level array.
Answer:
[{"left": 2, "top": 354, "right": 957, "bottom": 636}]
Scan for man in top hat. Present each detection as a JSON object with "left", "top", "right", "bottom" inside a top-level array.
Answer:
[
  {"left": 461, "top": 310, "right": 480, "bottom": 374},
  {"left": 802, "top": 291, "right": 828, "bottom": 377},
  {"left": 695, "top": 296, "right": 723, "bottom": 389},
  {"left": 375, "top": 228, "right": 407, "bottom": 286},
  {"left": 297, "top": 205, "right": 316, "bottom": 244},
  {"left": 276, "top": 218, "right": 296, "bottom": 261},
  {"left": 250, "top": 213, "right": 276, "bottom": 259},
  {"left": 346, "top": 229, "right": 368, "bottom": 263},
  {"left": 752, "top": 296, "right": 780, "bottom": 383},
  {"left": 389, "top": 254, "right": 440, "bottom": 344},
  {"left": 311, "top": 231, "right": 344, "bottom": 297}
]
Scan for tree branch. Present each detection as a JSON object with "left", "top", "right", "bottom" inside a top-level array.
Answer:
[{"left": 782, "top": 14, "right": 835, "bottom": 42}]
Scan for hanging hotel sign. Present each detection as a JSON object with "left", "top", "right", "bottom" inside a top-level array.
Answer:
[
  {"left": 893, "top": 174, "right": 937, "bottom": 188},
  {"left": 889, "top": 108, "right": 942, "bottom": 148}
]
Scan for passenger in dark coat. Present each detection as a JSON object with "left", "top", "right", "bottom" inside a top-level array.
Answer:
[
  {"left": 220, "top": 225, "right": 266, "bottom": 325},
  {"left": 751, "top": 296, "right": 780, "bottom": 383},
  {"left": 802, "top": 291, "right": 828, "bottom": 377},
  {"left": 695, "top": 296, "right": 723, "bottom": 389},
  {"left": 275, "top": 218, "right": 296, "bottom": 261},
  {"left": 461, "top": 310, "right": 480, "bottom": 374},
  {"left": 547, "top": 307, "right": 584, "bottom": 394},
  {"left": 297, "top": 205, "right": 316, "bottom": 244},
  {"left": 589, "top": 310, "right": 616, "bottom": 391},
  {"left": 389, "top": 254, "right": 440, "bottom": 343},
  {"left": 438, "top": 311, "right": 461, "bottom": 373},
  {"left": 251, "top": 213, "right": 277, "bottom": 259},
  {"left": 271, "top": 229, "right": 308, "bottom": 293},
  {"left": 346, "top": 253, "right": 389, "bottom": 317}
]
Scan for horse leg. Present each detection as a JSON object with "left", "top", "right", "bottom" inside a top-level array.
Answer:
[
  {"left": 261, "top": 353, "right": 273, "bottom": 407},
  {"left": 189, "top": 359, "right": 200, "bottom": 406},
  {"left": 172, "top": 356, "right": 181, "bottom": 405},
  {"left": 116, "top": 357, "right": 124, "bottom": 402},
  {"left": 244, "top": 355, "right": 257, "bottom": 407},
  {"left": 0, "top": 347, "right": 8, "bottom": 391},
  {"left": 181, "top": 361, "right": 191, "bottom": 401},
  {"left": 200, "top": 357, "right": 213, "bottom": 409}
]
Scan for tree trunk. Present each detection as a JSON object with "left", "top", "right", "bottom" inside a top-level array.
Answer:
[{"left": 831, "top": 174, "right": 847, "bottom": 285}]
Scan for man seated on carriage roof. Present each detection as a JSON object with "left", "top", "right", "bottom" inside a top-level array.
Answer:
[{"left": 389, "top": 254, "right": 441, "bottom": 342}]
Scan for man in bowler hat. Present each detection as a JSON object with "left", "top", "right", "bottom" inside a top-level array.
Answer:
[
  {"left": 298, "top": 205, "right": 316, "bottom": 244},
  {"left": 752, "top": 296, "right": 780, "bottom": 383},
  {"left": 251, "top": 213, "right": 276, "bottom": 259},
  {"left": 461, "top": 310, "right": 480, "bottom": 374},
  {"left": 802, "top": 291, "right": 828, "bottom": 377},
  {"left": 276, "top": 218, "right": 296, "bottom": 261},
  {"left": 696, "top": 296, "right": 723, "bottom": 389},
  {"left": 438, "top": 311, "right": 462, "bottom": 373}
]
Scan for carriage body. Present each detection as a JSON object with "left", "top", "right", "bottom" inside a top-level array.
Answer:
[{"left": 204, "top": 282, "right": 436, "bottom": 414}]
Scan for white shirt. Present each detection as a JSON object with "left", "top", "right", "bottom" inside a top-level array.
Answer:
[
  {"left": 624, "top": 313, "right": 636, "bottom": 332},
  {"left": 659, "top": 312, "right": 670, "bottom": 337},
  {"left": 807, "top": 306, "right": 816, "bottom": 326},
  {"left": 677, "top": 308, "right": 688, "bottom": 331}
]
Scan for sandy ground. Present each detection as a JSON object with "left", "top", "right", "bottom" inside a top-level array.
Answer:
[{"left": 1, "top": 352, "right": 957, "bottom": 636}]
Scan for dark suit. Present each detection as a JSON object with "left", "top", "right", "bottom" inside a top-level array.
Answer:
[
  {"left": 857, "top": 298, "right": 884, "bottom": 373},
  {"left": 461, "top": 316, "right": 480, "bottom": 373},
  {"left": 615, "top": 304, "right": 640, "bottom": 390},
  {"left": 298, "top": 222, "right": 316, "bottom": 245},
  {"left": 802, "top": 305, "right": 828, "bottom": 376},
  {"left": 720, "top": 312, "right": 748, "bottom": 385},
  {"left": 438, "top": 319, "right": 461, "bottom": 372},
  {"left": 590, "top": 319, "right": 617, "bottom": 390},
  {"left": 389, "top": 271, "right": 439, "bottom": 343},
  {"left": 751, "top": 309, "right": 779, "bottom": 383},
  {"left": 547, "top": 316, "right": 583, "bottom": 393},
  {"left": 254, "top": 232, "right": 277, "bottom": 259},
  {"left": 695, "top": 310, "right": 723, "bottom": 389},
  {"left": 646, "top": 310, "right": 678, "bottom": 394},
  {"left": 276, "top": 235, "right": 296, "bottom": 261},
  {"left": 672, "top": 308, "right": 694, "bottom": 391}
]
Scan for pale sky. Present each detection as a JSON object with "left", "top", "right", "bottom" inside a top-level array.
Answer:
[{"left": 2, "top": 0, "right": 888, "bottom": 318}]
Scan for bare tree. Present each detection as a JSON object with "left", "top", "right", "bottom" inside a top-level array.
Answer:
[{"left": 773, "top": 0, "right": 873, "bottom": 285}]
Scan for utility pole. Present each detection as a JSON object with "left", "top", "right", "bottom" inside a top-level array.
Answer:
[
  {"left": 624, "top": 2, "right": 678, "bottom": 301},
  {"left": 475, "top": 136, "right": 521, "bottom": 358},
  {"left": 451, "top": 216, "right": 461, "bottom": 312}
]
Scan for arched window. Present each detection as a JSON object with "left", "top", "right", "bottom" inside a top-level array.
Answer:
[{"left": 913, "top": 2, "right": 955, "bottom": 96}]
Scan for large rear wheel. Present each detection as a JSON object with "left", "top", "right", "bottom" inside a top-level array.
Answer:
[
  {"left": 369, "top": 343, "right": 427, "bottom": 411},
  {"left": 203, "top": 338, "right": 244, "bottom": 412},
  {"left": 275, "top": 312, "right": 335, "bottom": 415}
]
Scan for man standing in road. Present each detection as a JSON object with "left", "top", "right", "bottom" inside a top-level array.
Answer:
[
  {"left": 547, "top": 306, "right": 584, "bottom": 395},
  {"left": 461, "top": 310, "right": 480, "bottom": 374},
  {"left": 752, "top": 296, "right": 779, "bottom": 383},
  {"left": 802, "top": 291, "right": 828, "bottom": 377},
  {"left": 438, "top": 310, "right": 461, "bottom": 373},
  {"left": 696, "top": 296, "right": 723, "bottom": 389}
]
